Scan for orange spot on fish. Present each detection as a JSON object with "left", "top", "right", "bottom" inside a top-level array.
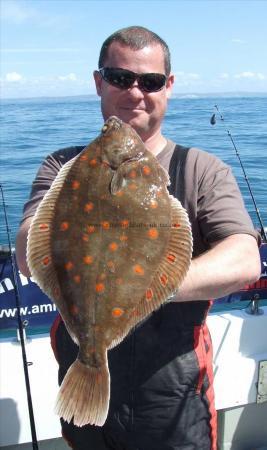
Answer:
[
  {"left": 101, "top": 221, "right": 110, "bottom": 230},
  {"left": 84, "top": 202, "right": 94, "bottom": 212},
  {"left": 112, "top": 307, "right": 124, "bottom": 318},
  {"left": 89, "top": 158, "right": 98, "bottom": 167},
  {"left": 167, "top": 254, "right": 176, "bottom": 263},
  {"left": 142, "top": 165, "right": 151, "bottom": 176},
  {"left": 73, "top": 275, "right": 81, "bottom": 284},
  {"left": 60, "top": 222, "right": 69, "bottom": 231},
  {"left": 80, "top": 154, "right": 88, "bottom": 161},
  {"left": 72, "top": 180, "right": 80, "bottom": 190},
  {"left": 160, "top": 273, "right": 168, "bottom": 286},
  {"left": 107, "top": 260, "right": 115, "bottom": 272},
  {"left": 95, "top": 283, "right": 105, "bottom": 293},
  {"left": 147, "top": 228, "right": 159, "bottom": 239},
  {"left": 87, "top": 225, "right": 95, "bottom": 233},
  {"left": 172, "top": 223, "right": 181, "bottom": 228},
  {"left": 70, "top": 304, "right": 79, "bottom": 315},
  {"left": 42, "top": 256, "right": 50, "bottom": 266},
  {"left": 115, "top": 190, "right": 124, "bottom": 197},
  {"left": 129, "top": 183, "right": 137, "bottom": 190},
  {"left": 146, "top": 288, "right": 153, "bottom": 301},
  {"left": 109, "top": 242, "right": 118, "bottom": 252},
  {"left": 83, "top": 255, "right": 93, "bottom": 265},
  {"left": 150, "top": 200, "right": 158, "bottom": 209},
  {"left": 65, "top": 261, "right": 74, "bottom": 271},
  {"left": 128, "top": 169, "right": 137, "bottom": 179},
  {"left": 120, "top": 234, "right": 128, "bottom": 242},
  {"left": 121, "top": 219, "right": 129, "bottom": 228},
  {"left": 82, "top": 234, "right": 89, "bottom": 242},
  {"left": 133, "top": 264, "right": 144, "bottom": 276},
  {"left": 39, "top": 223, "right": 49, "bottom": 231}
]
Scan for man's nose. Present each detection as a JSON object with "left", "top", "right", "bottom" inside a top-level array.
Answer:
[{"left": 127, "top": 81, "right": 144, "bottom": 97}]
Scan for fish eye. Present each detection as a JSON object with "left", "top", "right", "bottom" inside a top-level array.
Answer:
[{"left": 102, "top": 124, "right": 109, "bottom": 133}]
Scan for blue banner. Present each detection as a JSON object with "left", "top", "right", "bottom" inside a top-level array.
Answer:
[
  {"left": 0, "top": 252, "right": 57, "bottom": 332},
  {"left": 0, "top": 244, "right": 266, "bottom": 333}
]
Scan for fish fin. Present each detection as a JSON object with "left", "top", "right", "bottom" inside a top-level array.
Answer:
[
  {"left": 110, "top": 169, "right": 125, "bottom": 195},
  {"left": 158, "top": 165, "right": 170, "bottom": 186},
  {"left": 55, "top": 356, "right": 110, "bottom": 427},
  {"left": 110, "top": 160, "right": 140, "bottom": 194},
  {"left": 27, "top": 155, "right": 78, "bottom": 313}
]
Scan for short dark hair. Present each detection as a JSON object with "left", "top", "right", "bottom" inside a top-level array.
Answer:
[{"left": 98, "top": 26, "right": 171, "bottom": 76}]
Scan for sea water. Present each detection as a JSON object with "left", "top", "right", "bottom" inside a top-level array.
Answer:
[{"left": 1, "top": 95, "right": 266, "bottom": 244}]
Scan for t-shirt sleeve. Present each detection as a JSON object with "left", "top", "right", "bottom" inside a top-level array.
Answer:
[
  {"left": 186, "top": 148, "right": 260, "bottom": 245},
  {"left": 21, "top": 146, "right": 85, "bottom": 223},
  {"left": 21, "top": 153, "right": 61, "bottom": 222}
]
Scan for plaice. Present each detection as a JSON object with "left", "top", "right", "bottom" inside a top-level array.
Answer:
[{"left": 27, "top": 116, "right": 192, "bottom": 427}]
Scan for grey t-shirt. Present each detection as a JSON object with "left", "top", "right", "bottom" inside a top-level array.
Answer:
[{"left": 21, "top": 139, "right": 259, "bottom": 257}]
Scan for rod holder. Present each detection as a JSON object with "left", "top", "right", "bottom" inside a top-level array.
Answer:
[{"left": 245, "top": 293, "right": 264, "bottom": 316}]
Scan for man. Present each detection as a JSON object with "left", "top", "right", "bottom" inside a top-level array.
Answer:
[{"left": 16, "top": 26, "right": 261, "bottom": 450}]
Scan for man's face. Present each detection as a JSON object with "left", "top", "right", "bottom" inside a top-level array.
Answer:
[{"left": 94, "top": 42, "right": 174, "bottom": 141}]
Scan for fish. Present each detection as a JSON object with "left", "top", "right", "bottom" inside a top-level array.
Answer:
[{"left": 27, "top": 116, "right": 192, "bottom": 427}]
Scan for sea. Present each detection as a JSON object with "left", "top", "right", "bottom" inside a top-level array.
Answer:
[{"left": 1, "top": 94, "right": 266, "bottom": 245}]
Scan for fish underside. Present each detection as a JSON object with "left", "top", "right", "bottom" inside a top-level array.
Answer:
[{"left": 27, "top": 116, "right": 192, "bottom": 427}]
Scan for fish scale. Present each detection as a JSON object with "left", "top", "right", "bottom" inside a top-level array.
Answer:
[{"left": 27, "top": 116, "right": 192, "bottom": 427}]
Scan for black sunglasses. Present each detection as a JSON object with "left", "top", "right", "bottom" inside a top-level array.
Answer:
[{"left": 99, "top": 67, "right": 167, "bottom": 93}]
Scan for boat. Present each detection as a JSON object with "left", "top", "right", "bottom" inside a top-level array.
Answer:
[{"left": 0, "top": 242, "right": 267, "bottom": 450}]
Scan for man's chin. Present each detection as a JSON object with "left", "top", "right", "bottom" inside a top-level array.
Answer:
[{"left": 120, "top": 111, "right": 148, "bottom": 131}]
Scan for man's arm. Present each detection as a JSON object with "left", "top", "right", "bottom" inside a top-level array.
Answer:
[
  {"left": 16, "top": 217, "right": 33, "bottom": 277},
  {"left": 174, "top": 233, "right": 261, "bottom": 302}
]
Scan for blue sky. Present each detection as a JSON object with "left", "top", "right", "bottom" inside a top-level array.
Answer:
[{"left": 1, "top": 0, "right": 267, "bottom": 98}]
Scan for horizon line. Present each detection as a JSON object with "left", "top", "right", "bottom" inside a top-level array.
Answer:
[{"left": 1, "top": 91, "right": 267, "bottom": 102}]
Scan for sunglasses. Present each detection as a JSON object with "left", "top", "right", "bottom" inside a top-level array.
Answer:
[{"left": 99, "top": 67, "right": 167, "bottom": 93}]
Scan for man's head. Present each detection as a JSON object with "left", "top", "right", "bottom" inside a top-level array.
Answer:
[
  {"left": 98, "top": 26, "right": 171, "bottom": 76},
  {"left": 94, "top": 26, "right": 174, "bottom": 143}
]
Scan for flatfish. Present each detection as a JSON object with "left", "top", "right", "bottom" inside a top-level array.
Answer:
[{"left": 27, "top": 116, "right": 192, "bottom": 427}]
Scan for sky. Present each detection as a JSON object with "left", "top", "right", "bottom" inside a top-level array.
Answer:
[{"left": 1, "top": 0, "right": 267, "bottom": 99}]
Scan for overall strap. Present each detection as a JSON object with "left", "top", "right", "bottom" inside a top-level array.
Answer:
[{"left": 168, "top": 144, "right": 190, "bottom": 206}]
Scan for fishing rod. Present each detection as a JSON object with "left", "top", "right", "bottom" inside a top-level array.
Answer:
[
  {"left": 0, "top": 184, "right": 39, "bottom": 450},
  {"left": 210, "top": 105, "right": 267, "bottom": 243}
]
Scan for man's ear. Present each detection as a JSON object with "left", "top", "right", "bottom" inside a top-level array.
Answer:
[
  {"left": 166, "top": 74, "right": 174, "bottom": 99},
  {"left": 93, "top": 70, "right": 102, "bottom": 96}
]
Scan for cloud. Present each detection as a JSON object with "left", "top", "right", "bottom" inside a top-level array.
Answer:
[
  {"left": 220, "top": 73, "right": 229, "bottom": 79},
  {"left": 173, "top": 71, "right": 201, "bottom": 87},
  {"left": 1, "top": 1, "right": 37, "bottom": 24},
  {"left": 58, "top": 73, "right": 78, "bottom": 82},
  {"left": 234, "top": 72, "right": 266, "bottom": 80},
  {"left": 175, "top": 71, "right": 200, "bottom": 80},
  {"left": 1, "top": 0, "right": 71, "bottom": 29},
  {"left": 2, "top": 48, "right": 82, "bottom": 53},
  {"left": 5, "top": 72, "right": 23, "bottom": 82},
  {"left": 231, "top": 39, "right": 246, "bottom": 44}
]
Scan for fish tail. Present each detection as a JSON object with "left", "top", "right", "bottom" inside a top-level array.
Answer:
[{"left": 55, "top": 356, "right": 110, "bottom": 427}]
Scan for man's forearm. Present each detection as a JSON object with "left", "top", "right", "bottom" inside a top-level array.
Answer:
[{"left": 174, "top": 234, "right": 261, "bottom": 302}]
